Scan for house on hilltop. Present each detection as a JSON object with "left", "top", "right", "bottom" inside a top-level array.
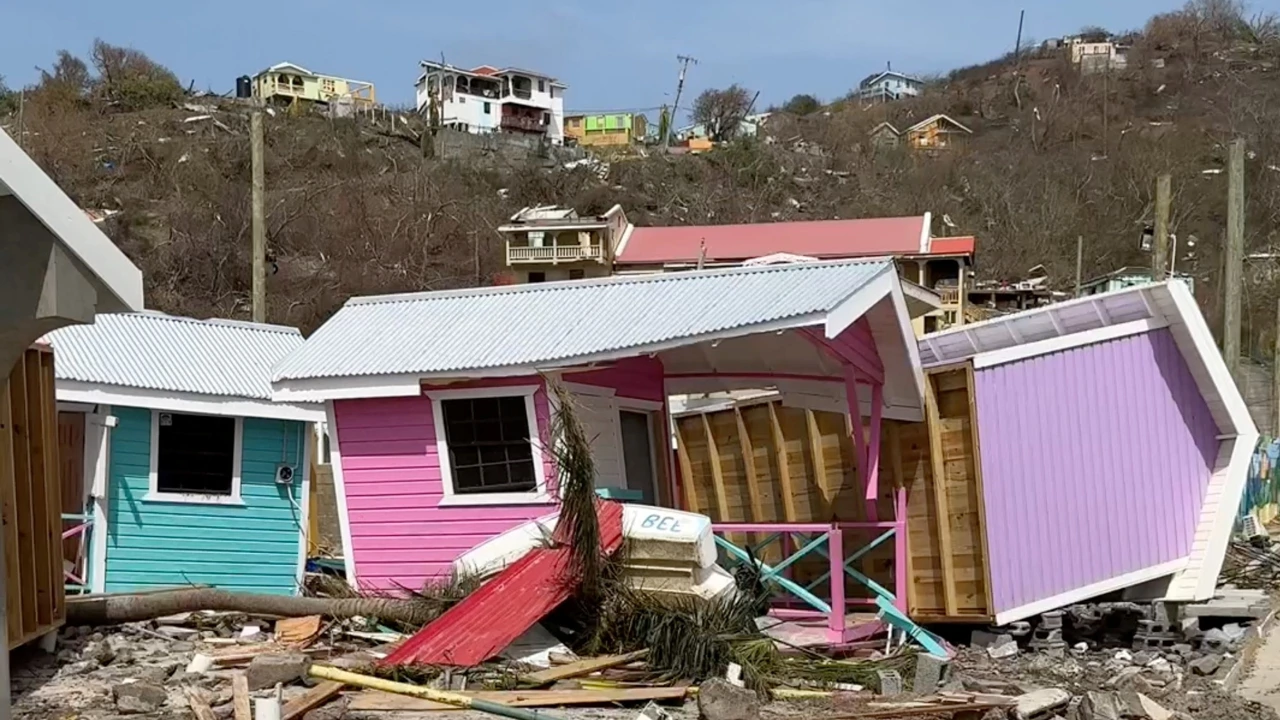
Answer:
[
  {"left": 903, "top": 115, "right": 972, "bottom": 150},
  {"left": 857, "top": 68, "right": 923, "bottom": 104},
  {"left": 249, "top": 62, "right": 376, "bottom": 108},
  {"left": 415, "top": 61, "right": 567, "bottom": 145}
]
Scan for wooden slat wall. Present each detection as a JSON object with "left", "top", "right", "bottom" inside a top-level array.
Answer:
[
  {"left": 0, "top": 346, "right": 67, "bottom": 648},
  {"left": 673, "top": 402, "right": 899, "bottom": 602},
  {"left": 675, "top": 380, "right": 992, "bottom": 623}
]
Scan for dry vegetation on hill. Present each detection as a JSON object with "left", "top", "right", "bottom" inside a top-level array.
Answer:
[{"left": 5, "top": 0, "right": 1280, "bottom": 355}]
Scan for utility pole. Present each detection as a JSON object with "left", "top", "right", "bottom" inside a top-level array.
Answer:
[
  {"left": 1224, "top": 138, "right": 1245, "bottom": 381},
  {"left": 1014, "top": 9, "right": 1026, "bottom": 59},
  {"left": 1153, "top": 174, "right": 1171, "bottom": 282},
  {"left": 1074, "top": 235, "right": 1084, "bottom": 297},
  {"left": 1274, "top": 298, "right": 1280, "bottom": 436},
  {"left": 250, "top": 110, "right": 266, "bottom": 324},
  {"left": 662, "top": 55, "right": 698, "bottom": 149}
]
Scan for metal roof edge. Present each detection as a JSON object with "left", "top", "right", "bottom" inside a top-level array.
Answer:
[{"left": 343, "top": 257, "right": 896, "bottom": 307}]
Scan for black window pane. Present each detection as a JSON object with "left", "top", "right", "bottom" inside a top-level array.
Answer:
[
  {"left": 441, "top": 394, "right": 536, "bottom": 494},
  {"left": 156, "top": 412, "right": 236, "bottom": 495}
]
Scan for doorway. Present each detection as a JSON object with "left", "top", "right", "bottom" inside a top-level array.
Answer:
[
  {"left": 56, "top": 410, "right": 89, "bottom": 590},
  {"left": 619, "top": 410, "right": 657, "bottom": 504}
]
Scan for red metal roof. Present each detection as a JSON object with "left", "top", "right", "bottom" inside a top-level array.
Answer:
[
  {"left": 380, "top": 501, "right": 625, "bottom": 668},
  {"left": 471, "top": 65, "right": 500, "bottom": 76},
  {"left": 924, "top": 236, "right": 976, "bottom": 255},
  {"left": 615, "top": 216, "right": 929, "bottom": 265}
]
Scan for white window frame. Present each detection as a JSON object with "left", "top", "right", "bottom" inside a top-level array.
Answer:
[
  {"left": 428, "top": 385, "right": 550, "bottom": 507},
  {"left": 145, "top": 409, "right": 245, "bottom": 506}
]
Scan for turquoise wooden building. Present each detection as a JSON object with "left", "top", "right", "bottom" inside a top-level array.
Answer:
[{"left": 44, "top": 312, "right": 323, "bottom": 595}]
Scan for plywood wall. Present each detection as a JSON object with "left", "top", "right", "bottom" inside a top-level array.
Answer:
[
  {"left": 0, "top": 346, "right": 67, "bottom": 648},
  {"left": 675, "top": 375, "right": 993, "bottom": 623}
]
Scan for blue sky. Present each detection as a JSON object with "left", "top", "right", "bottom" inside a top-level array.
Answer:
[{"left": 3, "top": 0, "right": 1267, "bottom": 120}]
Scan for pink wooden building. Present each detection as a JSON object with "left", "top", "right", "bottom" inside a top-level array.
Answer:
[{"left": 270, "top": 260, "right": 932, "bottom": 642}]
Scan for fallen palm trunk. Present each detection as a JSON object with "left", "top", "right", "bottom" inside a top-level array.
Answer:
[
  {"left": 310, "top": 665, "right": 566, "bottom": 720},
  {"left": 66, "top": 588, "right": 441, "bottom": 627}
]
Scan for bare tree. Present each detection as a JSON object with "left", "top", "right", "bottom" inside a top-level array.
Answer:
[{"left": 692, "top": 85, "right": 753, "bottom": 141}]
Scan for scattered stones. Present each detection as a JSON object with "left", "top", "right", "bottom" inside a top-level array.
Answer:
[
  {"left": 697, "top": 677, "right": 759, "bottom": 720},
  {"left": 1130, "top": 651, "right": 1155, "bottom": 666},
  {"left": 1079, "top": 690, "right": 1124, "bottom": 720},
  {"left": 155, "top": 625, "right": 199, "bottom": 640},
  {"left": 112, "top": 682, "right": 167, "bottom": 714},
  {"left": 1015, "top": 688, "right": 1071, "bottom": 719},
  {"left": 1188, "top": 653, "right": 1223, "bottom": 676},
  {"left": 1113, "top": 650, "right": 1133, "bottom": 664},
  {"left": 245, "top": 653, "right": 311, "bottom": 691},
  {"left": 989, "top": 636, "right": 1019, "bottom": 659},
  {"left": 82, "top": 640, "right": 115, "bottom": 666}
]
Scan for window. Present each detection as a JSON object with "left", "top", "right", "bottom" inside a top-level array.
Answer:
[
  {"left": 150, "top": 411, "right": 241, "bottom": 503},
  {"left": 483, "top": 102, "right": 491, "bottom": 114},
  {"left": 538, "top": 79, "right": 546, "bottom": 92},
  {"left": 429, "top": 385, "right": 547, "bottom": 505},
  {"left": 528, "top": 271, "right": 546, "bottom": 282},
  {"left": 543, "top": 112, "right": 551, "bottom": 125},
  {"left": 569, "top": 269, "right": 585, "bottom": 280},
  {"left": 440, "top": 397, "right": 536, "bottom": 494}
]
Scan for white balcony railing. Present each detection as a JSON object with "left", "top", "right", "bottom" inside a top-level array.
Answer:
[{"left": 507, "top": 244, "right": 605, "bottom": 264}]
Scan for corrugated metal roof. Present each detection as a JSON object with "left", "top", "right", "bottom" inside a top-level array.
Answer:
[
  {"left": 272, "top": 259, "right": 894, "bottom": 382},
  {"left": 46, "top": 312, "right": 305, "bottom": 400}
]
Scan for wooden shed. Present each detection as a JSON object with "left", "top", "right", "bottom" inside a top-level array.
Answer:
[
  {"left": 672, "top": 370, "right": 994, "bottom": 624},
  {"left": 0, "top": 345, "right": 67, "bottom": 648}
]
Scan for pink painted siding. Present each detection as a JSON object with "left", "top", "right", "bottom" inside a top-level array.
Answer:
[
  {"left": 335, "top": 367, "right": 666, "bottom": 592},
  {"left": 567, "top": 357, "right": 666, "bottom": 402},
  {"left": 973, "top": 329, "right": 1219, "bottom": 615}
]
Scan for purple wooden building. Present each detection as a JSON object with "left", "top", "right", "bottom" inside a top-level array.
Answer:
[{"left": 918, "top": 280, "right": 1256, "bottom": 624}]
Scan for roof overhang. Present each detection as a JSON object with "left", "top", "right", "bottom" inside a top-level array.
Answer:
[
  {"left": 58, "top": 380, "right": 324, "bottom": 423},
  {"left": 0, "top": 128, "right": 143, "bottom": 314},
  {"left": 271, "top": 269, "right": 927, "bottom": 422}
]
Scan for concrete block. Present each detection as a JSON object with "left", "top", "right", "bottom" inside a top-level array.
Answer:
[
  {"left": 913, "top": 654, "right": 948, "bottom": 693},
  {"left": 876, "top": 669, "right": 903, "bottom": 697}
]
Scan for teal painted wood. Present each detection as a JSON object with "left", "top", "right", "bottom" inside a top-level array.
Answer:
[{"left": 102, "top": 406, "right": 306, "bottom": 594}]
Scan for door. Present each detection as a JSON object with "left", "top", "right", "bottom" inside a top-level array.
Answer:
[
  {"left": 619, "top": 410, "right": 657, "bottom": 504},
  {"left": 572, "top": 394, "right": 624, "bottom": 490},
  {"left": 56, "top": 411, "right": 87, "bottom": 577}
]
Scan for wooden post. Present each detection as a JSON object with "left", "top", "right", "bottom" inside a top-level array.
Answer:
[
  {"left": 1154, "top": 174, "right": 1171, "bottom": 282},
  {"left": 250, "top": 111, "right": 267, "bottom": 324},
  {"left": 1225, "top": 138, "right": 1245, "bottom": 381},
  {"left": 1074, "top": 235, "right": 1084, "bottom": 297},
  {"left": 1274, "top": 298, "right": 1280, "bottom": 437}
]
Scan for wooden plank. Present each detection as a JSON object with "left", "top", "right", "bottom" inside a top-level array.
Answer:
[
  {"left": 674, "top": 423, "right": 700, "bottom": 514},
  {"left": 282, "top": 680, "right": 343, "bottom": 720},
  {"left": 804, "top": 410, "right": 829, "bottom": 501},
  {"left": 350, "top": 687, "right": 689, "bottom": 712},
  {"left": 924, "top": 375, "right": 959, "bottom": 616},
  {"left": 964, "top": 363, "right": 995, "bottom": 616},
  {"left": 25, "top": 351, "right": 53, "bottom": 628},
  {"left": 232, "top": 674, "right": 252, "bottom": 720},
  {"left": 9, "top": 355, "right": 38, "bottom": 641},
  {"left": 732, "top": 409, "right": 766, "bottom": 522},
  {"left": 0, "top": 367, "right": 20, "bottom": 646},
  {"left": 886, "top": 421, "right": 916, "bottom": 614},
  {"left": 767, "top": 403, "right": 798, "bottom": 522},
  {"left": 700, "top": 414, "right": 730, "bottom": 519},
  {"left": 522, "top": 649, "right": 648, "bottom": 686},
  {"left": 39, "top": 351, "right": 63, "bottom": 626},
  {"left": 184, "top": 687, "right": 218, "bottom": 720}
]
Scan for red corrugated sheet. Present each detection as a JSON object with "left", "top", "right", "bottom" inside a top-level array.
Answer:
[
  {"left": 615, "top": 216, "right": 928, "bottom": 265},
  {"left": 380, "top": 501, "right": 624, "bottom": 667}
]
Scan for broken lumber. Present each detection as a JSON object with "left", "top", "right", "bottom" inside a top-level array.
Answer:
[
  {"left": 183, "top": 687, "right": 218, "bottom": 720},
  {"left": 349, "top": 687, "right": 689, "bottom": 711},
  {"left": 282, "top": 681, "right": 344, "bottom": 720},
  {"left": 67, "top": 588, "right": 441, "bottom": 627},
  {"left": 521, "top": 649, "right": 648, "bottom": 686},
  {"left": 309, "top": 664, "right": 567, "bottom": 720},
  {"left": 232, "top": 675, "right": 252, "bottom": 720}
]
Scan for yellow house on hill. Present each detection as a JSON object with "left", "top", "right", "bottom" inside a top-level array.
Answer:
[
  {"left": 252, "top": 62, "right": 376, "bottom": 108},
  {"left": 564, "top": 113, "right": 647, "bottom": 147}
]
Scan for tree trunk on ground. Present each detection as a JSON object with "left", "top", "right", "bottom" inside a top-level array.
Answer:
[{"left": 67, "top": 589, "right": 441, "bottom": 628}]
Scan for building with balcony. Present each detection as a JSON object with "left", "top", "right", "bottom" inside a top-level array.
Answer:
[
  {"left": 415, "top": 61, "right": 566, "bottom": 145},
  {"left": 497, "top": 204, "right": 630, "bottom": 283},
  {"left": 856, "top": 68, "right": 923, "bottom": 105},
  {"left": 251, "top": 62, "right": 376, "bottom": 108}
]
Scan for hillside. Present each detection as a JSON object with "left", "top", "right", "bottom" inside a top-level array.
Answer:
[{"left": 5, "top": 1, "right": 1280, "bottom": 354}]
